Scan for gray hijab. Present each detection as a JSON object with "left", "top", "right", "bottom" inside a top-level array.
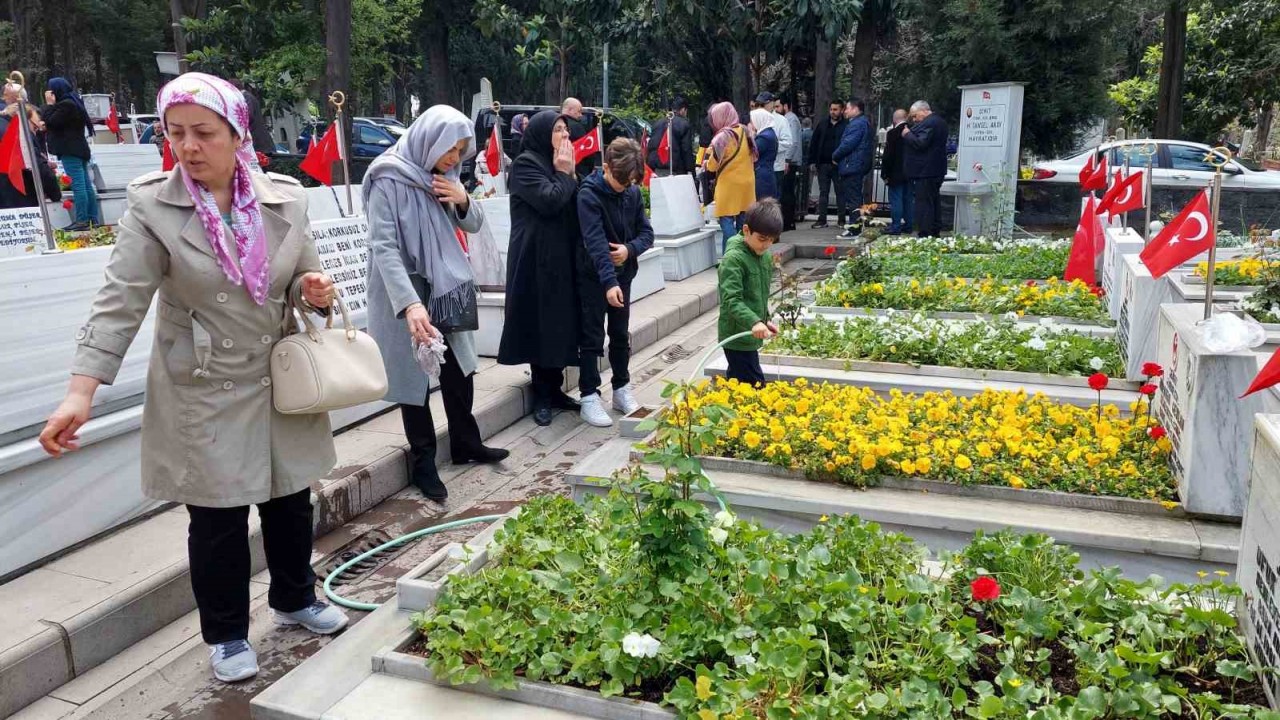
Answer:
[{"left": 362, "top": 105, "right": 477, "bottom": 328}]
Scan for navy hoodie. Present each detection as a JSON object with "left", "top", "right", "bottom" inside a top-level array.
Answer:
[{"left": 576, "top": 169, "right": 654, "bottom": 290}]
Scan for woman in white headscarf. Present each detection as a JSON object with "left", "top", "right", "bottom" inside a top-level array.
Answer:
[
  {"left": 749, "top": 108, "right": 779, "bottom": 200},
  {"left": 363, "top": 105, "right": 509, "bottom": 503}
]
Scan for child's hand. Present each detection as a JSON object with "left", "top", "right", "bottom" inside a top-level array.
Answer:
[
  {"left": 606, "top": 286, "right": 625, "bottom": 308},
  {"left": 608, "top": 243, "right": 629, "bottom": 266},
  {"left": 766, "top": 320, "right": 779, "bottom": 335},
  {"left": 751, "top": 321, "right": 773, "bottom": 340}
]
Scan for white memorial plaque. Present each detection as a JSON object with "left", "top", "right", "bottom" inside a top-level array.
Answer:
[
  {"left": 0, "top": 207, "right": 50, "bottom": 257},
  {"left": 1238, "top": 414, "right": 1280, "bottom": 708},
  {"left": 952, "top": 83, "right": 1024, "bottom": 236},
  {"left": 959, "top": 104, "right": 1007, "bottom": 147},
  {"left": 1116, "top": 253, "right": 1172, "bottom": 380},
  {"left": 1102, "top": 227, "right": 1144, "bottom": 320},
  {"left": 311, "top": 217, "right": 370, "bottom": 327}
]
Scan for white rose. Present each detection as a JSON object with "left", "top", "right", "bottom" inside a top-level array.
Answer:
[
  {"left": 1089, "top": 356, "right": 1105, "bottom": 371},
  {"left": 708, "top": 526, "right": 729, "bottom": 545}
]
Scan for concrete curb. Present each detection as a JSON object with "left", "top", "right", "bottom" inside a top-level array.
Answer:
[{"left": 0, "top": 278, "right": 722, "bottom": 719}]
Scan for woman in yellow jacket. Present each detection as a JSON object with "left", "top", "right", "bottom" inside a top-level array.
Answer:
[{"left": 703, "top": 102, "right": 756, "bottom": 251}]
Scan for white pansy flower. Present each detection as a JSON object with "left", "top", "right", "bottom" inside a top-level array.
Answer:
[
  {"left": 1004, "top": 312, "right": 1019, "bottom": 321},
  {"left": 713, "top": 510, "right": 735, "bottom": 528},
  {"left": 1024, "top": 337, "right": 1047, "bottom": 351},
  {"left": 622, "top": 632, "right": 661, "bottom": 658},
  {"left": 708, "top": 526, "right": 729, "bottom": 545},
  {"left": 734, "top": 654, "right": 757, "bottom": 668},
  {"left": 1089, "top": 357, "right": 1105, "bottom": 371}
]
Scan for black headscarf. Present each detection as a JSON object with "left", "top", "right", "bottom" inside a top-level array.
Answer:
[{"left": 519, "top": 110, "right": 567, "bottom": 166}]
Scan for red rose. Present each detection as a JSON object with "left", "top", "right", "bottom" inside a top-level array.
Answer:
[
  {"left": 62, "top": 199, "right": 73, "bottom": 210},
  {"left": 1088, "top": 373, "right": 1109, "bottom": 391},
  {"left": 824, "top": 246, "right": 837, "bottom": 257},
  {"left": 1139, "top": 383, "right": 1158, "bottom": 396},
  {"left": 60, "top": 174, "right": 71, "bottom": 184},
  {"left": 1148, "top": 426, "right": 1167, "bottom": 440},
  {"left": 970, "top": 576, "right": 1001, "bottom": 602},
  {"left": 1141, "top": 362, "right": 1164, "bottom": 378}
]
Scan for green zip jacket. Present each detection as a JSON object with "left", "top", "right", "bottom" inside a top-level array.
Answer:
[{"left": 718, "top": 234, "right": 775, "bottom": 352}]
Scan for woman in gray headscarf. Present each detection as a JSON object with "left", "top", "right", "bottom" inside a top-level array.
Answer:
[{"left": 363, "top": 105, "right": 509, "bottom": 502}]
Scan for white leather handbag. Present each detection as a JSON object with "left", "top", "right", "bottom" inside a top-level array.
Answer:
[{"left": 271, "top": 291, "right": 388, "bottom": 414}]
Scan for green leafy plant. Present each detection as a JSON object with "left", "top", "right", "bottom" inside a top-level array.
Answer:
[
  {"left": 816, "top": 276, "right": 1111, "bottom": 324},
  {"left": 859, "top": 244, "right": 1071, "bottom": 281}
]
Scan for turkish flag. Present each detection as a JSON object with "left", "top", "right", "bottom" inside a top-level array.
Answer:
[
  {"left": 1243, "top": 348, "right": 1280, "bottom": 397},
  {"left": 1138, "top": 190, "right": 1214, "bottom": 278},
  {"left": 572, "top": 127, "right": 601, "bottom": 164},
  {"left": 1096, "top": 169, "right": 1145, "bottom": 219},
  {"left": 106, "top": 102, "right": 120, "bottom": 136},
  {"left": 1064, "top": 195, "right": 1100, "bottom": 285},
  {"left": 657, "top": 124, "right": 670, "bottom": 165},
  {"left": 300, "top": 124, "right": 342, "bottom": 185},
  {"left": 1079, "top": 152, "right": 1108, "bottom": 192},
  {"left": 0, "top": 118, "right": 26, "bottom": 194},
  {"left": 162, "top": 139, "right": 176, "bottom": 171},
  {"left": 484, "top": 121, "right": 501, "bottom": 177}
]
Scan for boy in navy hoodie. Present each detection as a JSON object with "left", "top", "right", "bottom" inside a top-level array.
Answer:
[{"left": 576, "top": 138, "right": 653, "bottom": 427}]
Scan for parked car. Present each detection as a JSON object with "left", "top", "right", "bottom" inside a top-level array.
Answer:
[
  {"left": 295, "top": 119, "right": 400, "bottom": 157},
  {"left": 1030, "top": 139, "right": 1280, "bottom": 190}
]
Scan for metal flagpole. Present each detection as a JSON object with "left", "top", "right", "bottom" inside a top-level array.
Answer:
[
  {"left": 1202, "top": 146, "right": 1231, "bottom": 321},
  {"left": 1138, "top": 141, "right": 1156, "bottom": 244},
  {"left": 7, "top": 72, "right": 58, "bottom": 254},
  {"left": 329, "top": 91, "right": 353, "bottom": 215},
  {"left": 667, "top": 110, "right": 674, "bottom": 175},
  {"left": 1122, "top": 152, "right": 1131, "bottom": 230}
]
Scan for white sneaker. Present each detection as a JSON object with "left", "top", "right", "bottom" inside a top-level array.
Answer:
[
  {"left": 579, "top": 394, "right": 613, "bottom": 427},
  {"left": 611, "top": 384, "right": 640, "bottom": 415},
  {"left": 210, "top": 639, "right": 259, "bottom": 683},
  {"left": 273, "top": 601, "right": 349, "bottom": 635}
]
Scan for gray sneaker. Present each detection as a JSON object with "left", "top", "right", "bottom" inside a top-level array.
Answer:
[
  {"left": 611, "top": 384, "right": 640, "bottom": 415},
  {"left": 210, "top": 639, "right": 258, "bottom": 683},
  {"left": 273, "top": 601, "right": 349, "bottom": 635},
  {"left": 579, "top": 393, "right": 613, "bottom": 427}
]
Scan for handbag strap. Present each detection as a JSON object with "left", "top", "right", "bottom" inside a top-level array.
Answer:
[{"left": 287, "top": 287, "right": 357, "bottom": 343}]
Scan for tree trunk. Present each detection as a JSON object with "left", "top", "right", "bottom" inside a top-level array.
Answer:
[
  {"left": 849, "top": 1, "right": 876, "bottom": 103},
  {"left": 325, "top": 0, "right": 352, "bottom": 180},
  {"left": 1154, "top": 0, "right": 1187, "bottom": 139},
  {"left": 1256, "top": 104, "right": 1275, "bottom": 161},
  {"left": 543, "top": 72, "right": 558, "bottom": 105},
  {"left": 93, "top": 44, "right": 103, "bottom": 91},
  {"left": 392, "top": 60, "right": 408, "bottom": 121},
  {"left": 419, "top": 1, "right": 451, "bottom": 107},
  {"left": 814, "top": 37, "right": 834, "bottom": 119},
  {"left": 731, "top": 48, "right": 751, "bottom": 109},
  {"left": 557, "top": 47, "right": 571, "bottom": 103}
]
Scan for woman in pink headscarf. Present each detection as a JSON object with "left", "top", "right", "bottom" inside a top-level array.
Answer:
[
  {"left": 703, "top": 102, "right": 756, "bottom": 250},
  {"left": 39, "top": 72, "right": 348, "bottom": 685}
]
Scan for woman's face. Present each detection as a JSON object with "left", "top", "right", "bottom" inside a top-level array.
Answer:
[
  {"left": 551, "top": 119, "right": 569, "bottom": 149},
  {"left": 433, "top": 139, "right": 468, "bottom": 173},
  {"left": 165, "top": 104, "right": 239, "bottom": 186}
]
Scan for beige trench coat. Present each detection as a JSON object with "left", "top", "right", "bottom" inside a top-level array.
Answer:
[{"left": 70, "top": 170, "right": 336, "bottom": 508}]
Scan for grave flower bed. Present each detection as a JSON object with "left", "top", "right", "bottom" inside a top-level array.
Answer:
[
  {"left": 416, "top": 491, "right": 1272, "bottom": 717},
  {"left": 677, "top": 379, "right": 1176, "bottom": 502},
  {"left": 1193, "top": 258, "right": 1279, "bottom": 286},
  {"left": 871, "top": 235, "right": 1066, "bottom": 254},
  {"left": 814, "top": 276, "right": 1110, "bottom": 324},
  {"left": 864, "top": 244, "right": 1070, "bottom": 280},
  {"left": 767, "top": 315, "right": 1123, "bottom": 377}
]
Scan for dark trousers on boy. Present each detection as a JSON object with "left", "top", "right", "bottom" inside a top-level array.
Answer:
[
  {"left": 579, "top": 274, "right": 633, "bottom": 397},
  {"left": 724, "top": 349, "right": 766, "bottom": 386}
]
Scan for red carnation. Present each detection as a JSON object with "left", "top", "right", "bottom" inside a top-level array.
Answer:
[
  {"left": 1090, "top": 286, "right": 1106, "bottom": 297},
  {"left": 824, "top": 245, "right": 837, "bottom": 257},
  {"left": 1141, "top": 362, "right": 1164, "bottom": 378},
  {"left": 62, "top": 199, "right": 73, "bottom": 210},
  {"left": 1148, "top": 426, "right": 1167, "bottom": 440},
  {"left": 60, "top": 174, "right": 71, "bottom": 185},
  {"left": 1025, "top": 279, "right": 1037, "bottom": 287},
  {"left": 970, "top": 576, "right": 1001, "bottom": 602},
  {"left": 1088, "top": 373, "right": 1109, "bottom": 391},
  {"left": 1139, "top": 383, "right": 1158, "bottom": 396}
]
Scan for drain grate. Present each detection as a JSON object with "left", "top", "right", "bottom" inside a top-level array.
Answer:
[
  {"left": 659, "top": 343, "right": 699, "bottom": 364},
  {"left": 314, "top": 528, "right": 401, "bottom": 589}
]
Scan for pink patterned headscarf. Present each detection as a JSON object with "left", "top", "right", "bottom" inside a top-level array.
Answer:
[{"left": 157, "top": 72, "right": 269, "bottom": 305}]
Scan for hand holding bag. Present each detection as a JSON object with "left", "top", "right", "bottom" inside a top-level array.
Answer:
[{"left": 271, "top": 290, "right": 388, "bottom": 414}]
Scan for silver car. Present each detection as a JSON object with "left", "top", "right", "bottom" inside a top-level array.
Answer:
[{"left": 1029, "top": 139, "right": 1280, "bottom": 190}]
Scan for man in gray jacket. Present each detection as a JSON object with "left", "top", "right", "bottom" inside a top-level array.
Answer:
[{"left": 780, "top": 95, "right": 804, "bottom": 231}]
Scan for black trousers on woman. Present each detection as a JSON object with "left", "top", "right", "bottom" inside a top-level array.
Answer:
[
  {"left": 400, "top": 342, "right": 485, "bottom": 484},
  {"left": 187, "top": 488, "right": 315, "bottom": 644}
]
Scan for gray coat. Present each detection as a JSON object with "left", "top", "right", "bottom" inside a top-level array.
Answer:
[
  {"left": 365, "top": 182, "right": 484, "bottom": 406},
  {"left": 70, "top": 170, "right": 336, "bottom": 508}
]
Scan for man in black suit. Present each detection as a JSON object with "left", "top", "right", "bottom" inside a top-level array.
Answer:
[
  {"left": 807, "top": 100, "right": 847, "bottom": 229},
  {"left": 901, "top": 100, "right": 949, "bottom": 238},
  {"left": 881, "top": 108, "right": 912, "bottom": 235}
]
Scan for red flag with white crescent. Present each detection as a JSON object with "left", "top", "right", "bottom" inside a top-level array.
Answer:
[
  {"left": 572, "top": 127, "right": 601, "bottom": 164},
  {"left": 1096, "top": 169, "right": 1145, "bottom": 219},
  {"left": 1064, "top": 195, "right": 1100, "bottom": 285},
  {"left": 1138, "top": 190, "right": 1214, "bottom": 278}
]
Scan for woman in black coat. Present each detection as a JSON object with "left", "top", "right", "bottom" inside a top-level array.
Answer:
[
  {"left": 497, "top": 110, "right": 583, "bottom": 426},
  {"left": 41, "top": 77, "right": 100, "bottom": 229}
]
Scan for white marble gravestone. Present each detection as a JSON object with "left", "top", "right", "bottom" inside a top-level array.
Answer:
[
  {"left": 649, "top": 174, "right": 704, "bottom": 238},
  {"left": 0, "top": 207, "right": 50, "bottom": 258},
  {"left": 473, "top": 195, "right": 510, "bottom": 284},
  {"left": 1154, "top": 303, "right": 1271, "bottom": 518},
  {"left": 944, "top": 82, "right": 1025, "bottom": 236},
  {"left": 1117, "top": 253, "right": 1173, "bottom": 381},
  {"left": 1103, "top": 227, "right": 1144, "bottom": 320},
  {"left": 1237, "top": 414, "right": 1280, "bottom": 708}
]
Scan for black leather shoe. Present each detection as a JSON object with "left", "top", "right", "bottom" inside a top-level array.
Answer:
[
  {"left": 549, "top": 391, "right": 580, "bottom": 411},
  {"left": 533, "top": 406, "right": 553, "bottom": 426},
  {"left": 810, "top": 221, "right": 828, "bottom": 229},
  {"left": 412, "top": 473, "right": 448, "bottom": 502},
  {"left": 452, "top": 445, "right": 510, "bottom": 465}
]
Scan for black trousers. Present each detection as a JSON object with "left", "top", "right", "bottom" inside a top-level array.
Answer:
[
  {"left": 530, "top": 365, "right": 565, "bottom": 408},
  {"left": 724, "top": 349, "right": 766, "bottom": 386},
  {"left": 401, "top": 342, "right": 485, "bottom": 469},
  {"left": 187, "top": 488, "right": 316, "bottom": 645},
  {"left": 579, "top": 277, "right": 632, "bottom": 397},
  {"left": 815, "top": 164, "right": 840, "bottom": 223},
  {"left": 913, "top": 177, "right": 945, "bottom": 238}
]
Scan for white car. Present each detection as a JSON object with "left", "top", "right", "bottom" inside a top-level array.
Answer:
[{"left": 1030, "top": 139, "right": 1280, "bottom": 190}]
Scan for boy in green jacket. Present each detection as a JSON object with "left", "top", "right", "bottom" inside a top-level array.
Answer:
[{"left": 718, "top": 198, "right": 782, "bottom": 385}]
